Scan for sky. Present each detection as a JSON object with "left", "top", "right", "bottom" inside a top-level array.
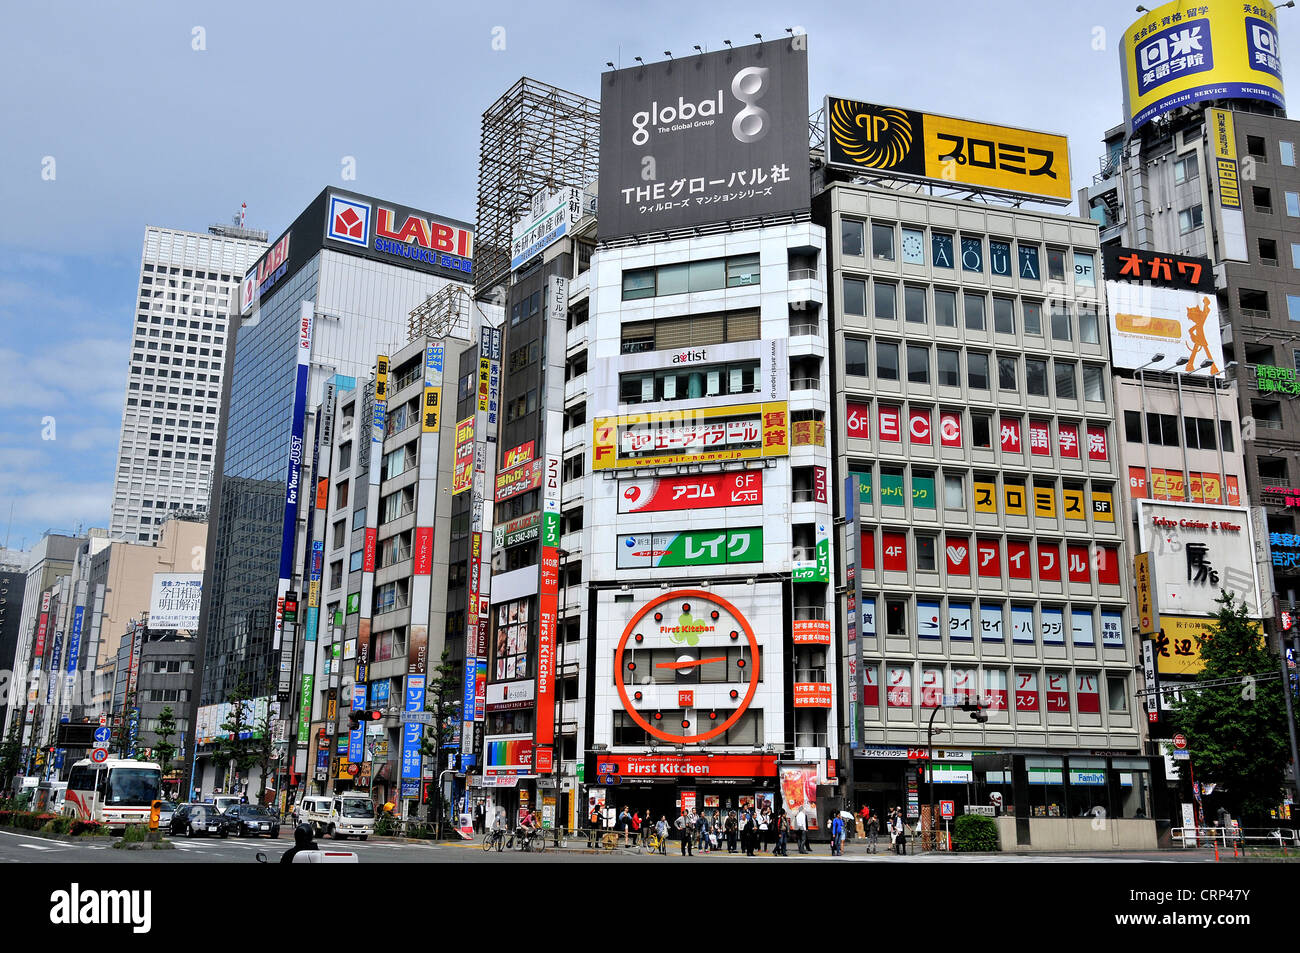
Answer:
[{"left": 1, "top": 0, "right": 1296, "bottom": 551}]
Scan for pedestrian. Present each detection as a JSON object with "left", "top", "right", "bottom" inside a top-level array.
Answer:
[
  {"left": 831, "top": 813, "right": 845, "bottom": 856},
  {"left": 758, "top": 809, "right": 770, "bottom": 852},
  {"left": 775, "top": 812, "right": 788, "bottom": 856},
  {"left": 630, "top": 807, "right": 642, "bottom": 846},
  {"left": 618, "top": 806, "right": 632, "bottom": 846},
  {"left": 795, "top": 807, "right": 810, "bottom": 854},
  {"left": 676, "top": 810, "right": 693, "bottom": 856},
  {"left": 656, "top": 815, "right": 669, "bottom": 854},
  {"left": 725, "top": 810, "right": 738, "bottom": 853},
  {"left": 893, "top": 811, "right": 907, "bottom": 856},
  {"left": 867, "top": 813, "right": 879, "bottom": 853},
  {"left": 743, "top": 810, "right": 757, "bottom": 856},
  {"left": 641, "top": 809, "right": 652, "bottom": 847}
]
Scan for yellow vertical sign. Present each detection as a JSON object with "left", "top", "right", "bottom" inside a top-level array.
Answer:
[
  {"left": 1210, "top": 108, "right": 1240, "bottom": 210},
  {"left": 421, "top": 385, "right": 442, "bottom": 432},
  {"left": 1135, "top": 552, "right": 1159, "bottom": 636}
]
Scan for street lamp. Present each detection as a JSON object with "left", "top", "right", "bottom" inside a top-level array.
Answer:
[{"left": 926, "top": 699, "right": 987, "bottom": 850}]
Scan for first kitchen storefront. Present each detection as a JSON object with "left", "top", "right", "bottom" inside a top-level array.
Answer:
[{"left": 583, "top": 753, "right": 781, "bottom": 821}]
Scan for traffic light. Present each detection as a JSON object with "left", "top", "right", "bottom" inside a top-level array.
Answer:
[{"left": 347, "top": 709, "right": 383, "bottom": 731}]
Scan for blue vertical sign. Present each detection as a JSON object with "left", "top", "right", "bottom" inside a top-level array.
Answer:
[
  {"left": 44, "top": 633, "right": 63, "bottom": 709},
  {"left": 402, "top": 674, "right": 425, "bottom": 781},
  {"left": 348, "top": 684, "right": 365, "bottom": 764},
  {"left": 65, "top": 606, "right": 84, "bottom": 705}
]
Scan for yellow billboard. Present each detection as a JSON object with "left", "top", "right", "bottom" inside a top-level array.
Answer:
[
  {"left": 592, "top": 402, "right": 789, "bottom": 471},
  {"left": 825, "top": 97, "right": 1071, "bottom": 204},
  {"left": 1155, "top": 614, "right": 1265, "bottom": 676},
  {"left": 1121, "top": 0, "right": 1285, "bottom": 132}
]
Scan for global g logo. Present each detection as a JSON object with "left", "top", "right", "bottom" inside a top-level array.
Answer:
[
  {"left": 730, "top": 66, "right": 770, "bottom": 143},
  {"left": 829, "top": 99, "right": 918, "bottom": 171}
]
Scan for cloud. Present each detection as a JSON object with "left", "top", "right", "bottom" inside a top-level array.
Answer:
[{"left": 0, "top": 338, "right": 127, "bottom": 413}]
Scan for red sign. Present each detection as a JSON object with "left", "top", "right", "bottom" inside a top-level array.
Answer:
[
  {"left": 920, "top": 669, "right": 941, "bottom": 708},
  {"left": 1046, "top": 672, "right": 1070, "bottom": 712},
  {"left": 599, "top": 754, "right": 779, "bottom": 778},
  {"left": 363, "top": 528, "right": 377, "bottom": 573},
  {"left": 1226, "top": 475, "right": 1241, "bottom": 507},
  {"left": 846, "top": 402, "right": 871, "bottom": 439},
  {"left": 1086, "top": 425, "right": 1108, "bottom": 461},
  {"left": 858, "top": 529, "right": 875, "bottom": 570},
  {"left": 494, "top": 460, "right": 543, "bottom": 502},
  {"left": 909, "top": 408, "right": 931, "bottom": 444},
  {"left": 793, "top": 620, "right": 832, "bottom": 645},
  {"left": 1015, "top": 672, "right": 1039, "bottom": 712},
  {"left": 502, "top": 440, "right": 535, "bottom": 470},
  {"left": 315, "top": 477, "right": 329, "bottom": 511},
  {"left": 1129, "top": 466, "right": 1149, "bottom": 499},
  {"left": 535, "top": 546, "right": 559, "bottom": 747},
  {"left": 940, "top": 411, "right": 962, "bottom": 448},
  {"left": 618, "top": 471, "right": 762, "bottom": 513},
  {"left": 1006, "top": 540, "right": 1032, "bottom": 580},
  {"left": 534, "top": 746, "right": 553, "bottom": 774},
  {"left": 1028, "top": 419, "right": 1051, "bottom": 456},
  {"left": 945, "top": 537, "right": 970, "bottom": 576},
  {"left": 882, "top": 532, "right": 907, "bottom": 572},
  {"left": 813, "top": 466, "right": 828, "bottom": 504},
  {"left": 983, "top": 686, "right": 1007, "bottom": 711},
  {"left": 999, "top": 416, "right": 1022, "bottom": 453},
  {"left": 413, "top": 527, "right": 433, "bottom": 576},
  {"left": 1173, "top": 733, "right": 1187, "bottom": 750},
  {"left": 861, "top": 666, "right": 879, "bottom": 706},
  {"left": 1067, "top": 544, "right": 1091, "bottom": 583},
  {"left": 678, "top": 690, "right": 695, "bottom": 708},
  {"left": 879, "top": 406, "right": 900, "bottom": 442},
  {"left": 1076, "top": 674, "right": 1100, "bottom": 714},
  {"left": 1057, "top": 423, "right": 1079, "bottom": 459},
  {"left": 1096, "top": 546, "right": 1119, "bottom": 585},
  {"left": 375, "top": 205, "right": 473, "bottom": 258},
  {"left": 976, "top": 539, "right": 1000, "bottom": 578},
  {"left": 1037, "top": 541, "right": 1060, "bottom": 581},
  {"left": 793, "top": 682, "right": 833, "bottom": 708}
]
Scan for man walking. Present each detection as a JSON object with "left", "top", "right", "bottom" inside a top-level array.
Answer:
[
  {"left": 830, "top": 812, "right": 845, "bottom": 856},
  {"left": 795, "top": 807, "right": 810, "bottom": 854},
  {"left": 676, "top": 810, "right": 693, "bottom": 856},
  {"left": 867, "top": 812, "right": 879, "bottom": 854}
]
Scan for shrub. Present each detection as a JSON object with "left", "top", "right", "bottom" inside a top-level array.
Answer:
[
  {"left": 374, "top": 815, "right": 397, "bottom": 836},
  {"left": 120, "top": 823, "right": 148, "bottom": 843},
  {"left": 41, "top": 816, "right": 71, "bottom": 835},
  {"left": 953, "top": 814, "right": 1000, "bottom": 852},
  {"left": 70, "top": 820, "right": 105, "bottom": 836}
]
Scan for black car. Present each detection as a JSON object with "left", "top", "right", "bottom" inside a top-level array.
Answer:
[
  {"left": 225, "top": 804, "right": 282, "bottom": 838},
  {"left": 169, "top": 803, "right": 231, "bottom": 839}
]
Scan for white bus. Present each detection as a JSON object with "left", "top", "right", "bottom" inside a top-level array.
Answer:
[{"left": 62, "top": 758, "right": 162, "bottom": 832}]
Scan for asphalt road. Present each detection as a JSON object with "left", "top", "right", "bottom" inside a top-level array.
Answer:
[{"left": 0, "top": 827, "right": 1220, "bottom": 863}]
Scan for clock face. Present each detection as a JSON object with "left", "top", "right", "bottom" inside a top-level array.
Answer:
[
  {"left": 902, "top": 232, "right": 923, "bottom": 261},
  {"left": 613, "top": 589, "right": 760, "bottom": 745}
]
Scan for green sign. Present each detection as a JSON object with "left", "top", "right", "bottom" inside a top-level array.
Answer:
[
  {"left": 333, "top": 611, "right": 343, "bottom": 627},
  {"left": 1255, "top": 364, "right": 1300, "bottom": 394},
  {"left": 495, "top": 512, "right": 541, "bottom": 549},
  {"left": 880, "top": 472, "right": 905, "bottom": 506},
  {"left": 850, "top": 470, "right": 873, "bottom": 504},
  {"left": 542, "top": 511, "right": 562, "bottom": 548},
  {"left": 346, "top": 593, "right": 360, "bottom": 615},
  {"left": 616, "top": 527, "right": 763, "bottom": 569},
  {"left": 793, "top": 534, "right": 831, "bottom": 583},
  {"left": 298, "top": 674, "right": 314, "bottom": 744},
  {"left": 912, "top": 476, "right": 936, "bottom": 509}
]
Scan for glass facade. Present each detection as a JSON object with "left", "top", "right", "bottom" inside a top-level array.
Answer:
[{"left": 201, "top": 258, "right": 320, "bottom": 705}]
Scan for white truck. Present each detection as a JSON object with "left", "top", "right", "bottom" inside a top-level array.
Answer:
[{"left": 297, "top": 794, "right": 374, "bottom": 840}]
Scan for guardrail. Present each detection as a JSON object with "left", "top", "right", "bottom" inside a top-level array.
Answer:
[{"left": 1171, "top": 826, "right": 1297, "bottom": 850}]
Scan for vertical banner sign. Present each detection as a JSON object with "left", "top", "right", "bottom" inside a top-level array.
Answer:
[
  {"left": 403, "top": 674, "right": 425, "bottom": 782},
  {"left": 358, "top": 356, "right": 387, "bottom": 688},
  {"left": 298, "top": 674, "right": 314, "bottom": 744},
  {"left": 1209, "top": 108, "right": 1248, "bottom": 262},
  {"left": 64, "top": 605, "right": 84, "bottom": 702},
  {"left": 44, "top": 632, "right": 63, "bottom": 712},
  {"left": 35, "top": 591, "right": 50, "bottom": 658},
  {"left": 1135, "top": 552, "right": 1160, "bottom": 636},
  {"left": 534, "top": 275, "right": 568, "bottom": 768},
  {"left": 277, "top": 301, "right": 315, "bottom": 654},
  {"left": 349, "top": 683, "right": 365, "bottom": 765},
  {"left": 846, "top": 475, "right": 863, "bottom": 748}
]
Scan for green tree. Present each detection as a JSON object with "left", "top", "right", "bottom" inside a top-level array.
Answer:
[
  {"left": 251, "top": 703, "right": 277, "bottom": 803},
  {"left": 153, "top": 706, "right": 178, "bottom": 774},
  {"left": 209, "top": 679, "right": 257, "bottom": 793},
  {"left": 1169, "top": 592, "right": 1291, "bottom": 824},
  {"left": 419, "top": 648, "right": 463, "bottom": 830},
  {"left": 0, "top": 716, "right": 24, "bottom": 794}
]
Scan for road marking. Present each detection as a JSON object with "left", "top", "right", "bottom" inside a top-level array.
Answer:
[{"left": 19, "top": 843, "right": 58, "bottom": 851}]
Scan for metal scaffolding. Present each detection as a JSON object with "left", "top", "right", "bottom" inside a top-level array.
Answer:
[
  {"left": 475, "top": 77, "right": 599, "bottom": 298},
  {"left": 408, "top": 283, "right": 474, "bottom": 343}
]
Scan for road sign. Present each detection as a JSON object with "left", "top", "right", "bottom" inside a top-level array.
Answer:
[
  {"left": 599, "top": 774, "right": 620, "bottom": 785},
  {"left": 98, "top": 714, "right": 107, "bottom": 727},
  {"left": 401, "top": 711, "right": 434, "bottom": 725},
  {"left": 940, "top": 800, "right": 955, "bottom": 820},
  {"left": 1173, "top": 733, "right": 1187, "bottom": 750},
  {"left": 91, "top": 747, "right": 108, "bottom": 764},
  {"left": 598, "top": 761, "right": 617, "bottom": 774},
  {"left": 93, "top": 727, "right": 111, "bottom": 745}
]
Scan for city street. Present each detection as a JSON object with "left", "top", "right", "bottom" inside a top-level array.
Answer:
[{"left": 0, "top": 828, "right": 1217, "bottom": 863}]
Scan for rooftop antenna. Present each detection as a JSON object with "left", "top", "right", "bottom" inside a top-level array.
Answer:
[
  {"left": 240, "top": 202, "right": 247, "bottom": 228},
  {"left": 3, "top": 501, "right": 12, "bottom": 551}
]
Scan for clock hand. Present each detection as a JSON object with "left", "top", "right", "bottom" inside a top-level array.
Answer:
[{"left": 655, "top": 657, "right": 726, "bottom": 670}]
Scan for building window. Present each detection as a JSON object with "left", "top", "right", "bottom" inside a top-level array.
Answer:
[
  {"left": 938, "top": 349, "right": 960, "bottom": 387},
  {"left": 886, "top": 599, "right": 907, "bottom": 636},
  {"left": 1079, "top": 304, "right": 1100, "bottom": 344},
  {"left": 1178, "top": 205, "right": 1203, "bottom": 232},
  {"left": 876, "top": 341, "right": 899, "bottom": 381},
  {"left": 1253, "top": 186, "right": 1273, "bottom": 212},
  {"left": 1054, "top": 361, "right": 1077, "bottom": 400},
  {"left": 336, "top": 480, "right": 349, "bottom": 509},
  {"left": 1145, "top": 413, "right": 1179, "bottom": 446},
  {"left": 916, "top": 534, "right": 936, "bottom": 571},
  {"left": 874, "top": 281, "right": 897, "bottom": 320},
  {"left": 944, "top": 473, "right": 965, "bottom": 508},
  {"left": 1124, "top": 410, "right": 1143, "bottom": 442},
  {"left": 1023, "top": 299, "right": 1043, "bottom": 335},
  {"left": 1173, "top": 153, "right": 1199, "bottom": 183},
  {"left": 1025, "top": 358, "right": 1047, "bottom": 397},
  {"left": 968, "top": 352, "right": 989, "bottom": 390},
  {"left": 1289, "top": 295, "right": 1300, "bottom": 322},
  {"left": 971, "top": 413, "right": 992, "bottom": 448},
  {"left": 964, "top": 293, "right": 986, "bottom": 331},
  {"left": 841, "top": 219, "right": 864, "bottom": 257},
  {"left": 907, "top": 345, "right": 930, "bottom": 384},
  {"left": 934, "top": 289, "right": 957, "bottom": 327},
  {"left": 998, "top": 356, "right": 1017, "bottom": 391},
  {"left": 1050, "top": 306, "right": 1072, "bottom": 342},
  {"left": 904, "top": 285, "right": 927, "bottom": 324},
  {"left": 872, "top": 223, "right": 895, "bottom": 261},
  {"left": 1184, "top": 417, "right": 1217, "bottom": 450},
  {"left": 1282, "top": 141, "right": 1297, "bottom": 166},
  {"left": 1083, "top": 365, "right": 1105, "bottom": 402},
  {"left": 845, "top": 338, "right": 868, "bottom": 378},
  {"left": 843, "top": 278, "right": 867, "bottom": 316},
  {"left": 1288, "top": 192, "right": 1300, "bottom": 217},
  {"left": 1107, "top": 676, "right": 1128, "bottom": 712},
  {"left": 993, "top": 297, "right": 1015, "bottom": 335}
]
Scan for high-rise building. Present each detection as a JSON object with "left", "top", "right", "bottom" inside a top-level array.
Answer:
[
  {"left": 191, "top": 188, "right": 475, "bottom": 795},
  {"left": 109, "top": 224, "right": 267, "bottom": 543}
]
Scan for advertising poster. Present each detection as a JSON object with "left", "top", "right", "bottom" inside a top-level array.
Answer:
[
  {"left": 592, "top": 402, "right": 789, "bottom": 470},
  {"left": 1138, "top": 501, "right": 1261, "bottom": 617},
  {"left": 616, "top": 528, "right": 763, "bottom": 569},
  {"left": 780, "top": 766, "right": 819, "bottom": 829},
  {"left": 148, "top": 573, "right": 204, "bottom": 630},
  {"left": 598, "top": 38, "right": 811, "bottom": 240},
  {"left": 617, "top": 471, "right": 762, "bottom": 513}
]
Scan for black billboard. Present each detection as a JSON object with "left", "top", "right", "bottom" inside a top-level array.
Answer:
[
  {"left": 1101, "top": 245, "right": 1214, "bottom": 292},
  {"left": 598, "top": 38, "right": 811, "bottom": 241}
]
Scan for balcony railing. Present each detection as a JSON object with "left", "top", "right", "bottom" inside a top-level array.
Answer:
[
  {"left": 794, "top": 732, "right": 830, "bottom": 749},
  {"left": 788, "top": 267, "right": 817, "bottom": 281},
  {"left": 791, "top": 488, "right": 816, "bottom": 503},
  {"left": 792, "top": 605, "right": 827, "bottom": 620},
  {"left": 393, "top": 368, "right": 421, "bottom": 394},
  {"left": 794, "top": 669, "right": 828, "bottom": 683},
  {"left": 788, "top": 321, "right": 819, "bottom": 337},
  {"left": 1239, "top": 307, "right": 1270, "bottom": 322},
  {"left": 790, "top": 376, "right": 821, "bottom": 391}
]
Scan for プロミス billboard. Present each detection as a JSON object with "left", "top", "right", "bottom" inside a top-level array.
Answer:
[
  {"left": 598, "top": 38, "right": 811, "bottom": 241},
  {"left": 824, "top": 97, "right": 1072, "bottom": 204},
  {"left": 1121, "top": 0, "right": 1285, "bottom": 132}
]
